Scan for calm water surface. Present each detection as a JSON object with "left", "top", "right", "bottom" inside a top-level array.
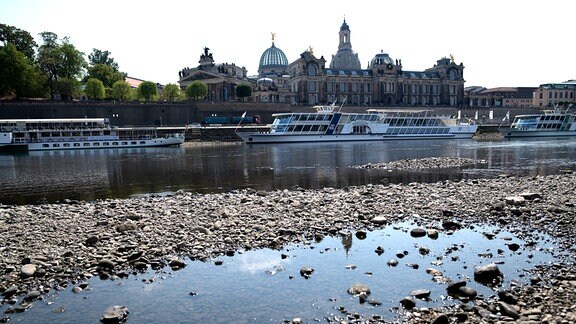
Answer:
[
  {"left": 0, "top": 222, "right": 557, "bottom": 323},
  {"left": 1, "top": 138, "right": 576, "bottom": 205},
  {"left": 0, "top": 138, "right": 572, "bottom": 322}
]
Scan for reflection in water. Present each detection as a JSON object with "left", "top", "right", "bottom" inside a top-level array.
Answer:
[{"left": 0, "top": 138, "right": 575, "bottom": 205}]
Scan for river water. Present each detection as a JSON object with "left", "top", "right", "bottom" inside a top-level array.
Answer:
[
  {"left": 0, "top": 138, "right": 574, "bottom": 322},
  {"left": 1, "top": 138, "right": 576, "bottom": 205}
]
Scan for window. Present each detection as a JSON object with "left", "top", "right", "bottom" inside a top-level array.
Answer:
[
  {"left": 307, "top": 64, "right": 317, "bottom": 76},
  {"left": 308, "top": 81, "right": 316, "bottom": 91},
  {"left": 327, "top": 82, "right": 333, "bottom": 92}
]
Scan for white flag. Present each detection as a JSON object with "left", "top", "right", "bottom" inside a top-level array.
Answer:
[
  {"left": 241, "top": 111, "right": 247, "bottom": 119},
  {"left": 474, "top": 111, "right": 478, "bottom": 120}
]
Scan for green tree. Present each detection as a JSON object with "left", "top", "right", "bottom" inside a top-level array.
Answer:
[
  {"left": 85, "top": 78, "right": 105, "bottom": 100},
  {"left": 57, "top": 77, "right": 81, "bottom": 101},
  {"left": 185, "top": 81, "right": 207, "bottom": 101},
  {"left": 58, "top": 38, "right": 86, "bottom": 79},
  {"left": 0, "top": 43, "right": 43, "bottom": 98},
  {"left": 162, "top": 83, "right": 181, "bottom": 102},
  {"left": 138, "top": 81, "right": 157, "bottom": 101},
  {"left": 85, "top": 64, "right": 124, "bottom": 89},
  {"left": 236, "top": 83, "right": 252, "bottom": 101},
  {"left": 88, "top": 48, "right": 119, "bottom": 70},
  {"left": 112, "top": 80, "right": 132, "bottom": 101},
  {"left": 37, "top": 32, "right": 86, "bottom": 100},
  {"left": 0, "top": 23, "right": 37, "bottom": 61}
]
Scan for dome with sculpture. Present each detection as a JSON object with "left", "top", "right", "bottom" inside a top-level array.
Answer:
[
  {"left": 370, "top": 51, "right": 394, "bottom": 67},
  {"left": 258, "top": 35, "right": 289, "bottom": 76}
]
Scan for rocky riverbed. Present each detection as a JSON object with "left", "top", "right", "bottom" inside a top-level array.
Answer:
[{"left": 0, "top": 169, "right": 575, "bottom": 323}]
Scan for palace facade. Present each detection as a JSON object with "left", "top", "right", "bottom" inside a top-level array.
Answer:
[{"left": 178, "top": 19, "right": 466, "bottom": 107}]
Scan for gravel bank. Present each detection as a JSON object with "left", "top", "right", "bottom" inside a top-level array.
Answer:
[{"left": 1, "top": 171, "right": 575, "bottom": 323}]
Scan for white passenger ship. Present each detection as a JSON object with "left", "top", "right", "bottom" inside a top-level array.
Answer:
[
  {"left": 236, "top": 103, "right": 478, "bottom": 144},
  {"left": 0, "top": 118, "right": 185, "bottom": 151},
  {"left": 499, "top": 105, "right": 576, "bottom": 138}
]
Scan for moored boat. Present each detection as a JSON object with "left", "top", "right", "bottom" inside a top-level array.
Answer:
[
  {"left": 499, "top": 105, "right": 576, "bottom": 138},
  {"left": 235, "top": 102, "right": 477, "bottom": 144},
  {"left": 0, "top": 118, "right": 185, "bottom": 152}
]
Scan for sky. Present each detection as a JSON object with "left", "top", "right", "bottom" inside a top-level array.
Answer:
[{"left": 2, "top": 0, "right": 574, "bottom": 89}]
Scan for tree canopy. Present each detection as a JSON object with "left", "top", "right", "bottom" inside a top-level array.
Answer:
[
  {"left": 88, "top": 49, "right": 119, "bottom": 70},
  {"left": 185, "top": 81, "right": 208, "bottom": 101},
  {"left": 0, "top": 23, "right": 37, "bottom": 62},
  {"left": 162, "top": 83, "right": 181, "bottom": 102},
  {"left": 37, "top": 32, "right": 86, "bottom": 100},
  {"left": 138, "top": 81, "right": 157, "bottom": 101},
  {"left": 112, "top": 80, "right": 132, "bottom": 101},
  {"left": 0, "top": 43, "right": 43, "bottom": 98},
  {"left": 236, "top": 83, "right": 252, "bottom": 101},
  {"left": 85, "top": 78, "right": 105, "bottom": 100}
]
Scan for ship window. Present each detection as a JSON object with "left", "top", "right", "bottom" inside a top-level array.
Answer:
[
  {"left": 52, "top": 132, "right": 60, "bottom": 137},
  {"left": 93, "top": 143, "right": 100, "bottom": 146},
  {"left": 112, "top": 142, "right": 118, "bottom": 146},
  {"left": 83, "top": 143, "right": 90, "bottom": 146},
  {"left": 103, "top": 142, "right": 109, "bottom": 146},
  {"left": 82, "top": 132, "right": 91, "bottom": 136},
  {"left": 53, "top": 144, "right": 60, "bottom": 147},
  {"left": 42, "top": 144, "right": 49, "bottom": 148},
  {"left": 74, "top": 143, "right": 80, "bottom": 147},
  {"left": 140, "top": 141, "right": 145, "bottom": 144},
  {"left": 131, "top": 141, "right": 137, "bottom": 145},
  {"left": 64, "top": 143, "right": 71, "bottom": 147},
  {"left": 104, "top": 131, "right": 111, "bottom": 135},
  {"left": 92, "top": 131, "right": 100, "bottom": 136},
  {"left": 122, "top": 142, "right": 128, "bottom": 145},
  {"left": 41, "top": 132, "right": 50, "bottom": 137}
]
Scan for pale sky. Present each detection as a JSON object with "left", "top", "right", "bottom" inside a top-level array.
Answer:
[{"left": 2, "top": 0, "right": 574, "bottom": 88}]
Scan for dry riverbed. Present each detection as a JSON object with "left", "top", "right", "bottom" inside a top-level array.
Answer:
[{"left": 0, "top": 167, "right": 575, "bottom": 323}]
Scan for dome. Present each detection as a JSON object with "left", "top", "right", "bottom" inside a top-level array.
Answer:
[
  {"left": 330, "top": 49, "right": 361, "bottom": 70},
  {"left": 258, "top": 43, "right": 289, "bottom": 74},
  {"left": 370, "top": 52, "right": 394, "bottom": 67}
]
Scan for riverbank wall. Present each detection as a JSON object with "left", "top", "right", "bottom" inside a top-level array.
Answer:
[{"left": 0, "top": 101, "right": 539, "bottom": 127}]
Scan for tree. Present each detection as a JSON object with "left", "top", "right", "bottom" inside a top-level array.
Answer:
[
  {"left": 37, "top": 32, "right": 86, "bottom": 100},
  {"left": 58, "top": 38, "right": 86, "bottom": 80},
  {"left": 0, "top": 23, "right": 37, "bottom": 62},
  {"left": 236, "top": 83, "right": 252, "bottom": 101},
  {"left": 185, "top": 81, "right": 207, "bottom": 101},
  {"left": 138, "top": 81, "right": 157, "bottom": 101},
  {"left": 85, "top": 78, "right": 105, "bottom": 100},
  {"left": 85, "top": 48, "right": 124, "bottom": 92},
  {"left": 112, "top": 80, "right": 132, "bottom": 101},
  {"left": 85, "top": 64, "right": 124, "bottom": 89},
  {"left": 0, "top": 43, "right": 44, "bottom": 98},
  {"left": 88, "top": 49, "right": 119, "bottom": 70},
  {"left": 162, "top": 83, "right": 181, "bottom": 102},
  {"left": 57, "top": 77, "right": 81, "bottom": 101}
]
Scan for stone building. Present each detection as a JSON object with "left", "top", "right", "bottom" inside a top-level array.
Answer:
[
  {"left": 178, "top": 47, "right": 250, "bottom": 102},
  {"left": 288, "top": 19, "right": 466, "bottom": 106},
  {"left": 465, "top": 86, "right": 537, "bottom": 108},
  {"left": 253, "top": 34, "right": 295, "bottom": 103},
  {"left": 532, "top": 80, "right": 576, "bottom": 108},
  {"left": 178, "top": 19, "right": 466, "bottom": 107}
]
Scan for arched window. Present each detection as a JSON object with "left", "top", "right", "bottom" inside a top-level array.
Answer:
[
  {"left": 307, "top": 64, "right": 318, "bottom": 76},
  {"left": 449, "top": 69, "right": 457, "bottom": 80}
]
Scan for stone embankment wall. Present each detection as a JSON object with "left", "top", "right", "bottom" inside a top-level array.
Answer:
[{"left": 0, "top": 101, "right": 539, "bottom": 128}]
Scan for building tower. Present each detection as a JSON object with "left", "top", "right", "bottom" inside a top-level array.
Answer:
[{"left": 330, "top": 18, "right": 361, "bottom": 70}]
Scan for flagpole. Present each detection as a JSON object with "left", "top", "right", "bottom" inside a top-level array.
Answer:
[{"left": 235, "top": 111, "right": 247, "bottom": 132}]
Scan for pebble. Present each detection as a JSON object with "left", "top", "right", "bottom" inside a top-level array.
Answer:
[{"left": 0, "top": 169, "right": 575, "bottom": 323}]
